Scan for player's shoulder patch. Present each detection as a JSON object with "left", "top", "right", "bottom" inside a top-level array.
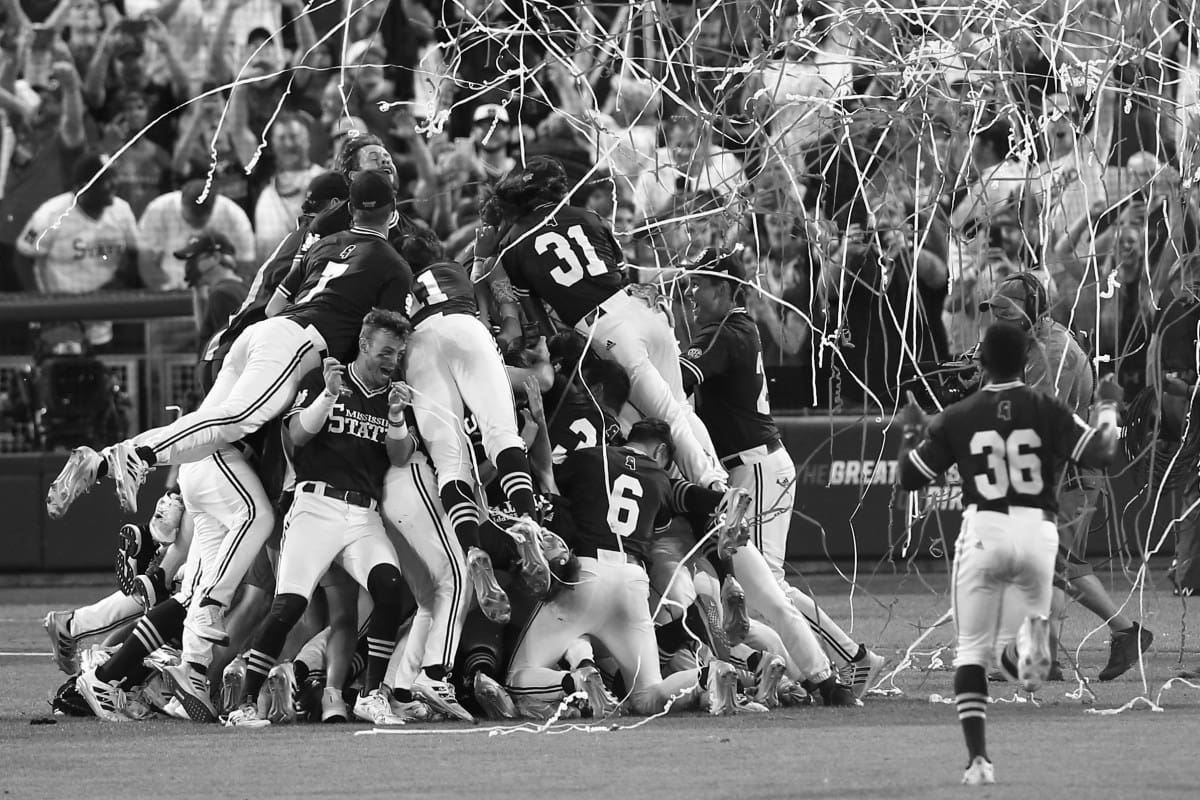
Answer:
[{"left": 686, "top": 347, "right": 703, "bottom": 359}]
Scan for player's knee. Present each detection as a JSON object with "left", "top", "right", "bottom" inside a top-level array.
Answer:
[
  {"left": 268, "top": 593, "right": 308, "bottom": 629},
  {"left": 366, "top": 564, "right": 404, "bottom": 608}
]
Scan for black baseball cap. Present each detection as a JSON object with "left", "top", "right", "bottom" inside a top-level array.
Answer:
[
  {"left": 302, "top": 171, "right": 350, "bottom": 214},
  {"left": 349, "top": 170, "right": 396, "bottom": 211},
  {"left": 174, "top": 230, "right": 236, "bottom": 260},
  {"left": 686, "top": 248, "right": 746, "bottom": 285},
  {"left": 181, "top": 179, "right": 218, "bottom": 212}
]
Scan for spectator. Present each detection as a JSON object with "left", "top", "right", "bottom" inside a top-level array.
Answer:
[
  {"left": 633, "top": 111, "right": 744, "bottom": 221},
  {"left": 97, "top": 90, "right": 172, "bottom": 217},
  {"left": 471, "top": 103, "right": 516, "bottom": 183},
  {"left": 14, "top": 150, "right": 138, "bottom": 348},
  {"left": 138, "top": 178, "right": 254, "bottom": 290},
  {"left": 252, "top": 112, "right": 322, "bottom": 262},
  {"left": 170, "top": 93, "right": 255, "bottom": 213},
  {"left": 176, "top": 230, "right": 247, "bottom": 356}
]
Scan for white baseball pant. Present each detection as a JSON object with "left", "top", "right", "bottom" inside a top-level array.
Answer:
[
  {"left": 729, "top": 444, "right": 861, "bottom": 665},
  {"left": 507, "top": 552, "right": 702, "bottom": 715},
  {"left": 406, "top": 313, "right": 525, "bottom": 487},
  {"left": 175, "top": 448, "right": 275, "bottom": 667},
  {"left": 134, "top": 317, "right": 326, "bottom": 465},
  {"left": 574, "top": 290, "right": 723, "bottom": 486},
  {"left": 952, "top": 507, "right": 1057, "bottom": 668},
  {"left": 70, "top": 591, "right": 144, "bottom": 645},
  {"left": 381, "top": 455, "right": 469, "bottom": 689}
]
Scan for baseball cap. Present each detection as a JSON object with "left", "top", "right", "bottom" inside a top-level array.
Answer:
[
  {"left": 173, "top": 230, "right": 236, "bottom": 261},
  {"left": 473, "top": 103, "right": 510, "bottom": 125},
  {"left": 181, "top": 179, "right": 218, "bottom": 213},
  {"left": 331, "top": 116, "right": 369, "bottom": 142},
  {"left": 978, "top": 274, "right": 1034, "bottom": 315},
  {"left": 686, "top": 248, "right": 746, "bottom": 285},
  {"left": 302, "top": 171, "right": 350, "bottom": 213},
  {"left": 349, "top": 170, "right": 396, "bottom": 211}
]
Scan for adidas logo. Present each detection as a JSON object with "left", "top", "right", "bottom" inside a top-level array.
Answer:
[{"left": 605, "top": 340, "right": 616, "bottom": 350}]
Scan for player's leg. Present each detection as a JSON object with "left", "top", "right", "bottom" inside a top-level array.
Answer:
[
  {"left": 456, "top": 609, "right": 515, "bottom": 719},
  {"left": 506, "top": 581, "right": 592, "bottom": 715},
  {"left": 316, "top": 569, "right": 359, "bottom": 722},
  {"left": 995, "top": 516, "right": 1058, "bottom": 692},
  {"left": 49, "top": 591, "right": 145, "bottom": 674}
]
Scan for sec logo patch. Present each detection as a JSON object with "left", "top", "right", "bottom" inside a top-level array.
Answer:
[{"left": 687, "top": 347, "right": 702, "bottom": 359}]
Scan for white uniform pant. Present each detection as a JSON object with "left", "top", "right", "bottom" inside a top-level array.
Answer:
[
  {"left": 406, "top": 313, "right": 525, "bottom": 487},
  {"left": 507, "top": 554, "right": 701, "bottom": 715},
  {"left": 135, "top": 317, "right": 325, "bottom": 464},
  {"left": 952, "top": 508, "right": 1058, "bottom": 668},
  {"left": 174, "top": 448, "right": 275, "bottom": 666},
  {"left": 575, "top": 290, "right": 722, "bottom": 486},
  {"left": 71, "top": 591, "right": 143, "bottom": 644},
  {"left": 730, "top": 445, "right": 859, "bottom": 664},
  {"left": 381, "top": 456, "right": 469, "bottom": 688},
  {"left": 275, "top": 487, "right": 400, "bottom": 601}
]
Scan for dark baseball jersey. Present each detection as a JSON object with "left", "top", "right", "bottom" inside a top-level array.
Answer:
[
  {"left": 500, "top": 205, "right": 626, "bottom": 326},
  {"left": 411, "top": 260, "right": 477, "bottom": 326},
  {"left": 899, "top": 381, "right": 1097, "bottom": 514},
  {"left": 278, "top": 227, "right": 413, "bottom": 362},
  {"left": 543, "top": 377, "right": 623, "bottom": 463},
  {"left": 284, "top": 363, "right": 392, "bottom": 500},
  {"left": 680, "top": 308, "right": 779, "bottom": 458}
]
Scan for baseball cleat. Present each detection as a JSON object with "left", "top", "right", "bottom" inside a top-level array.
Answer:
[
  {"left": 265, "top": 662, "right": 298, "bottom": 724},
  {"left": 839, "top": 647, "right": 886, "bottom": 699},
  {"left": 224, "top": 702, "right": 270, "bottom": 728},
  {"left": 753, "top": 653, "right": 787, "bottom": 708},
  {"left": 467, "top": 547, "right": 511, "bottom": 624},
  {"left": 962, "top": 756, "right": 995, "bottom": 786},
  {"left": 43, "top": 610, "right": 79, "bottom": 675},
  {"left": 130, "top": 671, "right": 173, "bottom": 715},
  {"left": 354, "top": 688, "right": 407, "bottom": 726},
  {"left": 1099, "top": 623, "right": 1153, "bottom": 681},
  {"left": 706, "top": 660, "right": 738, "bottom": 716},
  {"left": 185, "top": 603, "right": 230, "bottom": 647},
  {"left": 46, "top": 446, "right": 103, "bottom": 519},
  {"left": 163, "top": 662, "right": 218, "bottom": 723},
  {"left": 76, "top": 668, "right": 130, "bottom": 723},
  {"left": 161, "top": 696, "right": 191, "bottom": 720},
  {"left": 1016, "top": 615, "right": 1052, "bottom": 692},
  {"left": 735, "top": 694, "right": 770, "bottom": 713},
  {"left": 720, "top": 576, "right": 750, "bottom": 646},
  {"left": 473, "top": 672, "right": 517, "bottom": 720},
  {"left": 709, "top": 488, "right": 752, "bottom": 559},
  {"left": 220, "top": 657, "right": 247, "bottom": 716},
  {"left": 412, "top": 671, "right": 474, "bottom": 722},
  {"left": 816, "top": 677, "right": 862, "bottom": 707},
  {"left": 104, "top": 442, "right": 150, "bottom": 514},
  {"left": 388, "top": 695, "right": 432, "bottom": 722},
  {"left": 115, "top": 524, "right": 144, "bottom": 597},
  {"left": 131, "top": 568, "right": 168, "bottom": 609},
  {"left": 571, "top": 665, "right": 621, "bottom": 719},
  {"left": 321, "top": 686, "right": 348, "bottom": 723},
  {"left": 693, "top": 594, "right": 733, "bottom": 662},
  {"left": 509, "top": 517, "right": 551, "bottom": 596},
  {"left": 148, "top": 492, "right": 184, "bottom": 544},
  {"left": 539, "top": 528, "right": 571, "bottom": 570}
]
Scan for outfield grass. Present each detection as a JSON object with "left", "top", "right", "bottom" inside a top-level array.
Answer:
[{"left": 3, "top": 567, "right": 1198, "bottom": 800}]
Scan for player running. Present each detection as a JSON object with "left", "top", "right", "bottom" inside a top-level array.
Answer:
[
  {"left": 226, "top": 309, "right": 416, "bottom": 727},
  {"left": 482, "top": 156, "right": 725, "bottom": 489},
  {"left": 896, "top": 321, "right": 1120, "bottom": 786},
  {"left": 46, "top": 171, "right": 413, "bottom": 517}
]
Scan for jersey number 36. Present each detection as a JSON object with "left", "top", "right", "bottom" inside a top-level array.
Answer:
[{"left": 969, "top": 429, "right": 1044, "bottom": 499}]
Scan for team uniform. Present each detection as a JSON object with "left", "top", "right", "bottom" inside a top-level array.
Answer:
[
  {"left": 899, "top": 381, "right": 1100, "bottom": 670},
  {"left": 681, "top": 308, "right": 867, "bottom": 674},
  {"left": 506, "top": 445, "right": 711, "bottom": 715},
  {"left": 543, "top": 377, "right": 624, "bottom": 463},
  {"left": 500, "top": 205, "right": 724, "bottom": 487}
]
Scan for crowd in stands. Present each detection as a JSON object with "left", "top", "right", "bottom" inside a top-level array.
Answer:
[{"left": 2, "top": 0, "right": 1198, "bottom": 412}]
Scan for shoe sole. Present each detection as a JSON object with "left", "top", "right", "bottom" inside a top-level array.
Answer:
[
  {"left": 266, "top": 673, "right": 296, "bottom": 724},
  {"left": 44, "top": 613, "right": 77, "bottom": 675},
  {"left": 220, "top": 670, "right": 246, "bottom": 717},
  {"left": 116, "top": 528, "right": 139, "bottom": 597},
  {"left": 512, "top": 528, "right": 551, "bottom": 595},
  {"left": 475, "top": 689, "right": 517, "bottom": 720},
  {"left": 469, "top": 557, "right": 512, "bottom": 624},
  {"left": 413, "top": 685, "right": 474, "bottom": 722},
  {"left": 106, "top": 445, "right": 144, "bottom": 514},
  {"left": 694, "top": 595, "right": 732, "bottom": 662},
  {"left": 46, "top": 449, "right": 99, "bottom": 519},
  {"left": 164, "top": 666, "right": 217, "bottom": 723},
  {"left": 721, "top": 589, "right": 750, "bottom": 646},
  {"left": 1019, "top": 616, "right": 1052, "bottom": 692},
  {"left": 754, "top": 657, "right": 786, "bottom": 707},
  {"left": 579, "top": 675, "right": 620, "bottom": 718},
  {"left": 708, "top": 665, "right": 737, "bottom": 717}
]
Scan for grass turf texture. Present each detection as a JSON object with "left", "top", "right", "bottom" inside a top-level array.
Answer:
[{"left": 2, "top": 568, "right": 1198, "bottom": 799}]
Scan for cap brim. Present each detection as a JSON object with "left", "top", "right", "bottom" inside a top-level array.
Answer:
[{"left": 978, "top": 295, "right": 1018, "bottom": 314}]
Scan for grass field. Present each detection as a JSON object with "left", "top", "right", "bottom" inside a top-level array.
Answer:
[{"left": 3, "top": 565, "right": 1199, "bottom": 800}]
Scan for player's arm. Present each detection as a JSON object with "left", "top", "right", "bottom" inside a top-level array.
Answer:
[
  {"left": 667, "top": 477, "right": 722, "bottom": 517},
  {"left": 1054, "top": 378, "right": 1120, "bottom": 470},
  {"left": 285, "top": 361, "right": 344, "bottom": 448},
  {"left": 896, "top": 400, "right": 953, "bottom": 491},
  {"left": 522, "top": 376, "right": 558, "bottom": 493},
  {"left": 266, "top": 259, "right": 307, "bottom": 317},
  {"left": 679, "top": 331, "right": 731, "bottom": 396},
  {"left": 483, "top": 262, "right": 524, "bottom": 354},
  {"left": 505, "top": 336, "right": 555, "bottom": 392},
  {"left": 385, "top": 383, "right": 417, "bottom": 467}
]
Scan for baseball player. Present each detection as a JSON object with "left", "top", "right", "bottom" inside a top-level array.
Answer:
[
  {"left": 897, "top": 321, "right": 1119, "bottom": 785},
  {"left": 979, "top": 272, "right": 1152, "bottom": 680},
  {"left": 397, "top": 230, "right": 550, "bottom": 626},
  {"left": 482, "top": 156, "right": 725, "bottom": 489},
  {"left": 226, "top": 309, "right": 416, "bottom": 728},
  {"left": 506, "top": 420, "right": 740, "bottom": 717},
  {"left": 45, "top": 171, "right": 411, "bottom": 517},
  {"left": 681, "top": 249, "right": 884, "bottom": 697}
]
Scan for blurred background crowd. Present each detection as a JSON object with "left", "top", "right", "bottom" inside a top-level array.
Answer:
[{"left": 1, "top": 0, "right": 1199, "bottom": 424}]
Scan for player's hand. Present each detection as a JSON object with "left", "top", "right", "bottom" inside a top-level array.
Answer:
[
  {"left": 1095, "top": 374, "right": 1124, "bottom": 406},
  {"left": 322, "top": 358, "right": 345, "bottom": 396},
  {"left": 388, "top": 381, "right": 413, "bottom": 422},
  {"left": 898, "top": 391, "right": 928, "bottom": 441},
  {"left": 524, "top": 376, "right": 545, "bottom": 420}
]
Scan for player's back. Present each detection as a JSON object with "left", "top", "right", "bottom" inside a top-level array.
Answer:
[
  {"left": 281, "top": 228, "right": 412, "bottom": 360},
  {"left": 557, "top": 444, "right": 670, "bottom": 563},
  {"left": 544, "top": 377, "right": 623, "bottom": 463},
  {"left": 934, "top": 381, "right": 1092, "bottom": 514},
  {"left": 410, "top": 260, "right": 477, "bottom": 326},
  {"left": 502, "top": 205, "right": 625, "bottom": 326}
]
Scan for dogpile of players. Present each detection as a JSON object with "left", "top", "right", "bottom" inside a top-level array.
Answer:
[{"left": 40, "top": 146, "right": 884, "bottom": 731}]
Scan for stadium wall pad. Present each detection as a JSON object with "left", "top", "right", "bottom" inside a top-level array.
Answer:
[{"left": 0, "top": 417, "right": 1170, "bottom": 571}]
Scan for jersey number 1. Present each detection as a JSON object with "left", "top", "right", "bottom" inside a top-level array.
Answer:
[
  {"left": 535, "top": 224, "right": 608, "bottom": 287},
  {"left": 969, "top": 429, "right": 1044, "bottom": 500}
]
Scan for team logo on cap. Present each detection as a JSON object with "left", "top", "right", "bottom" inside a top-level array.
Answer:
[{"left": 687, "top": 347, "right": 702, "bottom": 359}]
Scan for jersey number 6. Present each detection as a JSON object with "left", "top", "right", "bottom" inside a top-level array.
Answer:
[
  {"left": 607, "top": 474, "right": 644, "bottom": 538},
  {"left": 535, "top": 224, "right": 608, "bottom": 287},
  {"left": 968, "top": 429, "right": 1044, "bottom": 500}
]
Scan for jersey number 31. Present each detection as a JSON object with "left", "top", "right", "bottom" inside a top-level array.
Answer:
[
  {"left": 535, "top": 224, "right": 608, "bottom": 287},
  {"left": 969, "top": 429, "right": 1044, "bottom": 499}
]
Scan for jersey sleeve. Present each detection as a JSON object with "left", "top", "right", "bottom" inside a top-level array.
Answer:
[
  {"left": 275, "top": 253, "right": 309, "bottom": 304},
  {"left": 899, "top": 413, "right": 954, "bottom": 489},
  {"left": 284, "top": 368, "right": 328, "bottom": 421},
  {"left": 680, "top": 328, "right": 733, "bottom": 394},
  {"left": 668, "top": 478, "right": 721, "bottom": 517},
  {"left": 16, "top": 202, "right": 54, "bottom": 257},
  {"left": 1045, "top": 397, "right": 1097, "bottom": 464}
]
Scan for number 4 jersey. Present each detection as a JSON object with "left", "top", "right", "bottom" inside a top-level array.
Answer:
[{"left": 901, "top": 380, "right": 1099, "bottom": 514}]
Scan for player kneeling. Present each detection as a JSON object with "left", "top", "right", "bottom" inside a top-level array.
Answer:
[{"left": 896, "top": 322, "right": 1119, "bottom": 785}]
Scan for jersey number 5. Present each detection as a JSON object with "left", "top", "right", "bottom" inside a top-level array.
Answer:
[
  {"left": 969, "top": 429, "right": 1044, "bottom": 500},
  {"left": 607, "top": 474, "right": 644, "bottom": 538},
  {"left": 535, "top": 224, "right": 608, "bottom": 287}
]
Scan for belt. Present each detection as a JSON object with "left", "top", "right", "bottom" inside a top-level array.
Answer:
[
  {"left": 721, "top": 437, "right": 784, "bottom": 469},
  {"left": 297, "top": 481, "right": 378, "bottom": 511},
  {"left": 967, "top": 502, "right": 1053, "bottom": 522},
  {"left": 580, "top": 547, "right": 644, "bottom": 568}
]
